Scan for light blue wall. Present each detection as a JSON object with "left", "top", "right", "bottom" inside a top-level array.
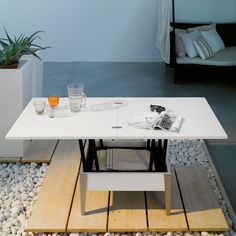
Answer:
[
  {"left": 175, "top": 0, "right": 236, "bottom": 23},
  {"left": 1, "top": 0, "right": 236, "bottom": 62},
  {"left": 0, "top": 0, "right": 160, "bottom": 62}
]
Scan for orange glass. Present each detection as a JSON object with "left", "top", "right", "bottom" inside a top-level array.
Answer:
[{"left": 48, "top": 96, "right": 59, "bottom": 108}]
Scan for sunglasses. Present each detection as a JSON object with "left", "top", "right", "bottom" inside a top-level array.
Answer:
[{"left": 150, "top": 104, "right": 165, "bottom": 113}]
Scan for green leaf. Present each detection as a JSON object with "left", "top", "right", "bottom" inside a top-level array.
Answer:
[
  {"left": 0, "top": 29, "right": 49, "bottom": 66},
  {"left": 4, "top": 28, "right": 14, "bottom": 44},
  {"left": 0, "top": 40, "right": 9, "bottom": 49}
]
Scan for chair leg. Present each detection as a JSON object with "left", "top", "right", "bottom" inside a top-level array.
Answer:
[
  {"left": 164, "top": 173, "right": 171, "bottom": 215},
  {"left": 80, "top": 174, "right": 87, "bottom": 215},
  {"left": 173, "top": 68, "right": 178, "bottom": 84}
]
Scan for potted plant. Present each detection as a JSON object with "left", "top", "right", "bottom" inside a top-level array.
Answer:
[
  {"left": 0, "top": 30, "right": 48, "bottom": 158},
  {"left": 0, "top": 30, "right": 48, "bottom": 68}
]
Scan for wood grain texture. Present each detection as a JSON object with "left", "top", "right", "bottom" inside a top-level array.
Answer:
[
  {"left": 147, "top": 170, "right": 188, "bottom": 231},
  {"left": 108, "top": 191, "right": 147, "bottom": 232},
  {"left": 26, "top": 140, "right": 80, "bottom": 232},
  {"left": 22, "top": 140, "right": 58, "bottom": 163},
  {"left": 164, "top": 173, "right": 172, "bottom": 215},
  {"left": 0, "top": 157, "right": 21, "bottom": 162},
  {"left": 67, "top": 176, "right": 109, "bottom": 232},
  {"left": 176, "top": 166, "right": 228, "bottom": 231},
  {"left": 79, "top": 174, "right": 87, "bottom": 216}
]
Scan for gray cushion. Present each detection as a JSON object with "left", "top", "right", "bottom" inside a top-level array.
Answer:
[
  {"left": 201, "top": 29, "right": 225, "bottom": 54},
  {"left": 179, "top": 30, "right": 202, "bottom": 58},
  {"left": 176, "top": 46, "right": 236, "bottom": 66}
]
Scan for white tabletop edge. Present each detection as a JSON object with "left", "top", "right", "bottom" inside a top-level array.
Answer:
[{"left": 6, "top": 97, "right": 228, "bottom": 141}]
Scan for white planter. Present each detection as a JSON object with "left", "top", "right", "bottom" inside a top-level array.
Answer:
[
  {"left": 0, "top": 59, "right": 32, "bottom": 157},
  {"left": 22, "top": 51, "right": 43, "bottom": 97}
]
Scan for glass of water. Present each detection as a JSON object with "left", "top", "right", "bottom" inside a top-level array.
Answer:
[{"left": 67, "top": 83, "right": 86, "bottom": 112}]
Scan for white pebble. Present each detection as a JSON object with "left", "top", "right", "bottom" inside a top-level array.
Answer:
[
  {"left": 201, "top": 232, "right": 209, "bottom": 236},
  {"left": 11, "top": 200, "right": 21, "bottom": 207},
  {"left": 17, "top": 214, "right": 26, "bottom": 224},
  {"left": 0, "top": 214, "right": 5, "bottom": 221},
  {"left": 0, "top": 162, "right": 48, "bottom": 235},
  {"left": 11, "top": 206, "right": 21, "bottom": 217},
  {"left": 105, "top": 233, "right": 112, "bottom": 236},
  {"left": 193, "top": 232, "right": 200, "bottom": 236},
  {"left": 29, "top": 192, "right": 35, "bottom": 198}
]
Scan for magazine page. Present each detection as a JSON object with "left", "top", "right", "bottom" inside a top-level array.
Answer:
[{"left": 128, "top": 104, "right": 183, "bottom": 132}]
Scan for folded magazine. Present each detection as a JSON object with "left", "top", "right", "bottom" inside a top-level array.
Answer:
[{"left": 128, "top": 105, "right": 183, "bottom": 132}]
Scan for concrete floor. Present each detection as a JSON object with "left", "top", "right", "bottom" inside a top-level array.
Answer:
[{"left": 43, "top": 62, "right": 236, "bottom": 212}]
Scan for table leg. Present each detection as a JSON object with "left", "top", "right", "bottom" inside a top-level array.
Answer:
[
  {"left": 164, "top": 173, "right": 171, "bottom": 215},
  {"left": 80, "top": 174, "right": 87, "bottom": 215}
]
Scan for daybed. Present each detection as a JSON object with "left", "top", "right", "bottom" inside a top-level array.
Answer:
[{"left": 169, "top": 22, "right": 236, "bottom": 83}]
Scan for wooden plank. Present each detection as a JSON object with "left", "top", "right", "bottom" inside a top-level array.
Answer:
[
  {"left": 26, "top": 140, "right": 80, "bottom": 232},
  {"left": 67, "top": 176, "right": 109, "bottom": 232},
  {"left": 176, "top": 166, "right": 228, "bottom": 231},
  {"left": 147, "top": 170, "right": 188, "bottom": 231},
  {"left": 0, "top": 157, "right": 21, "bottom": 162},
  {"left": 108, "top": 191, "right": 147, "bottom": 232},
  {"left": 21, "top": 140, "right": 58, "bottom": 163}
]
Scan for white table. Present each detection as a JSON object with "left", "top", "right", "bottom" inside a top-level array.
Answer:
[
  {"left": 6, "top": 97, "right": 227, "bottom": 215},
  {"left": 6, "top": 97, "right": 227, "bottom": 140}
]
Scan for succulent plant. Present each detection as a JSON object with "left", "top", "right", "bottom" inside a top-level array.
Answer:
[{"left": 0, "top": 29, "right": 48, "bottom": 68}]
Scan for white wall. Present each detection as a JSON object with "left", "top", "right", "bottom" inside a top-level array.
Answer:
[{"left": 1, "top": 0, "right": 236, "bottom": 62}]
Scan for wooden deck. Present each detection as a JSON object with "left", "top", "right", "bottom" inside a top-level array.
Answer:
[
  {"left": 26, "top": 140, "right": 81, "bottom": 232},
  {"left": 12, "top": 140, "right": 228, "bottom": 233},
  {"left": 0, "top": 140, "right": 58, "bottom": 163}
]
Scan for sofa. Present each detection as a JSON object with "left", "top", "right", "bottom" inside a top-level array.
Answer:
[{"left": 169, "top": 22, "right": 236, "bottom": 83}]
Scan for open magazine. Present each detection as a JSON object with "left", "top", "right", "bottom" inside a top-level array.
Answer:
[{"left": 128, "top": 105, "right": 183, "bottom": 132}]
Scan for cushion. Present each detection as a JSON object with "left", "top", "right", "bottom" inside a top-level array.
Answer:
[
  {"left": 175, "top": 28, "right": 187, "bottom": 57},
  {"left": 193, "top": 38, "right": 214, "bottom": 60},
  {"left": 180, "top": 30, "right": 202, "bottom": 58},
  {"left": 187, "top": 23, "right": 216, "bottom": 32},
  {"left": 176, "top": 46, "right": 236, "bottom": 66},
  {"left": 201, "top": 28, "right": 225, "bottom": 54}
]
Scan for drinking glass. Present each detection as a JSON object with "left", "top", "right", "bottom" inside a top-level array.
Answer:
[
  {"left": 48, "top": 96, "right": 59, "bottom": 118},
  {"left": 67, "top": 83, "right": 86, "bottom": 112},
  {"left": 33, "top": 101, "right": 45, "bottom": 115}
]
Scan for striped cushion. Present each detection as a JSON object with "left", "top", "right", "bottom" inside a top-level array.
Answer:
[{"left": 194, "top": 38, "right": 214, "bottom": 60}]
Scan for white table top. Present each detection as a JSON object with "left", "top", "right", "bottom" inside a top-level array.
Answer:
[{"left": 6, "top": 97, "right": 227, "bottom": 140}]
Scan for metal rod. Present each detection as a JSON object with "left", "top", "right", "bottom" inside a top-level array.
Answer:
[
  {"left": 90, "top": 139, "right": 100, "bottom": 171},
  {"left": 78, "top": 139, "right": 86, "bottom": 171},
  {"left": 99, "top": 139, "right": 104, "bottom": 148},
  {"left": 149, "top": 139, "right": 156, "bottom": 171},
  {"left": 172, "top": 0, "right": 175, "bottom": 25}
]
